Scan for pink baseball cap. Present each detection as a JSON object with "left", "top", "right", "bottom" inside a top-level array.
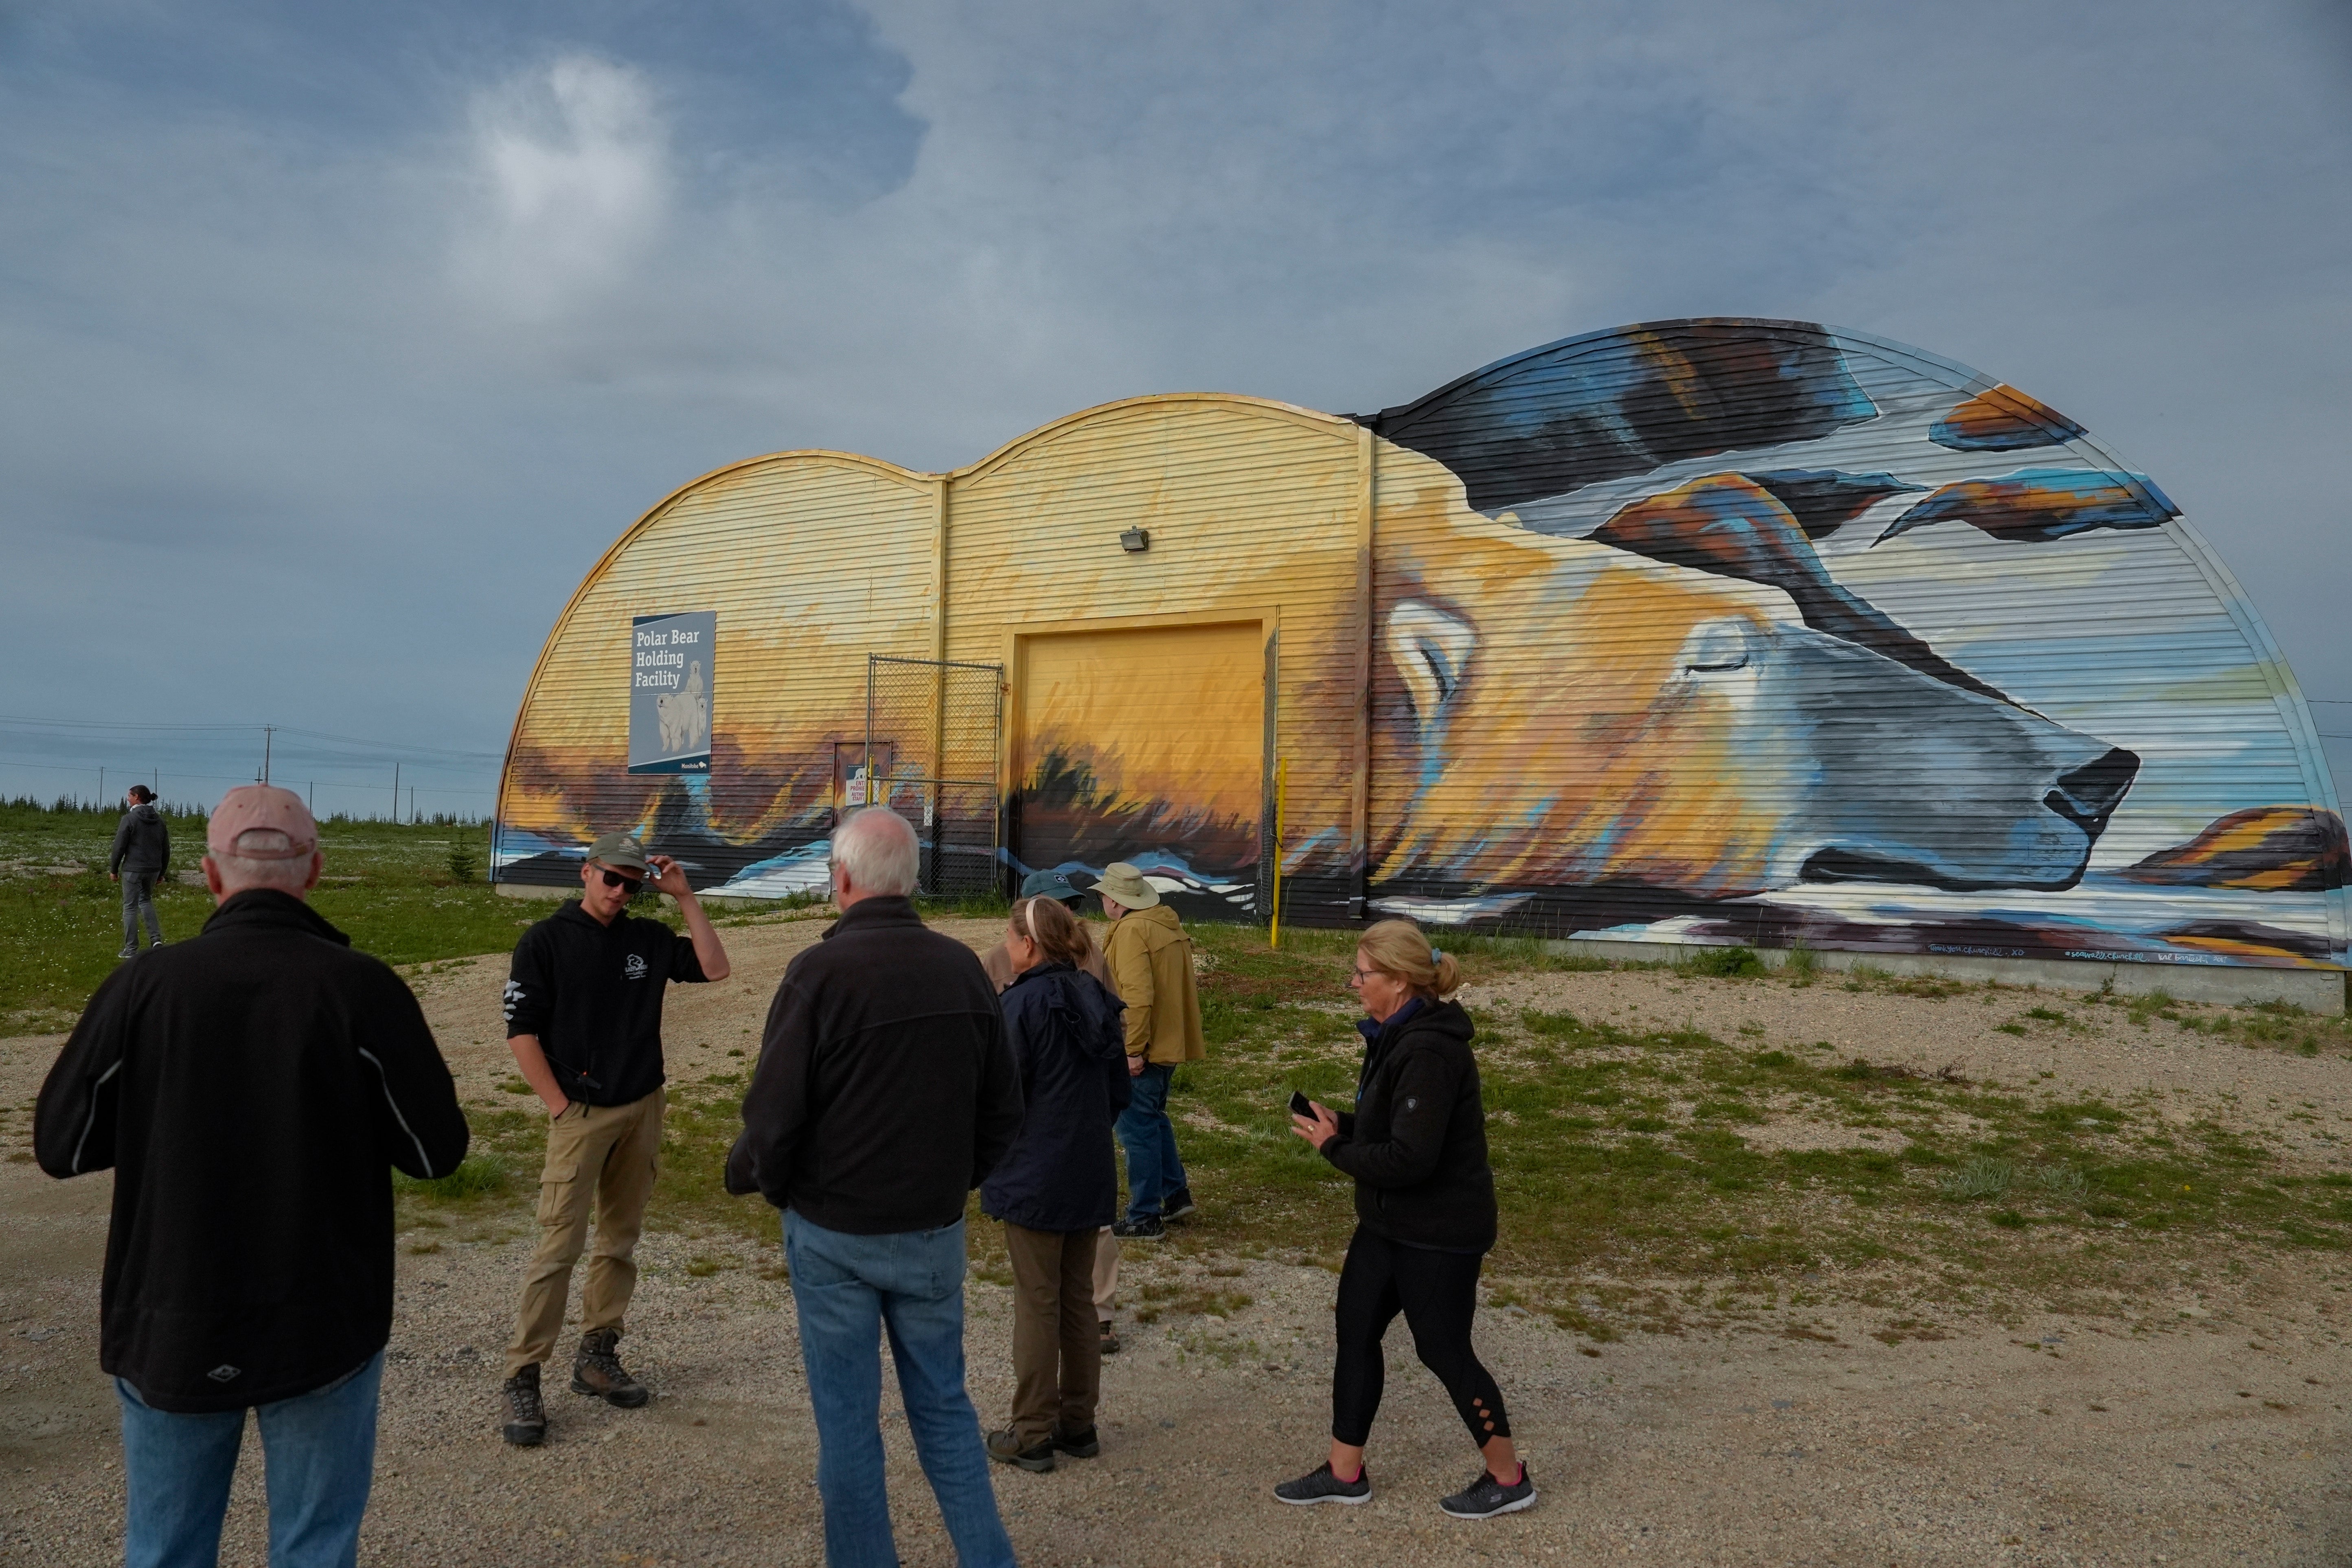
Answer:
[{"left": 207, "top": 785, "right": 320, "bottom": 859}]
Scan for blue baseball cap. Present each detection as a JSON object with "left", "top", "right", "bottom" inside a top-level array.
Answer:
[{"left": 1019, "top": 870, "right": 1085, "bottom": 905}]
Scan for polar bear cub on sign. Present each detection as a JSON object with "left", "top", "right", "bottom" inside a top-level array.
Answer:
[{"left": 656, "top": 660, "right": 708, "bottom": 756}]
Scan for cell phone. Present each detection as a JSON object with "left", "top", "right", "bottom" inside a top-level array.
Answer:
[{"left": 1288, "top": 1089, "right": 1315, "bottom": 1119}]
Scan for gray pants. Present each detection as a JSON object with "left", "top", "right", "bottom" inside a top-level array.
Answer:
[{"left": 120, "top": 872, "right": 162, "bottom": 951}]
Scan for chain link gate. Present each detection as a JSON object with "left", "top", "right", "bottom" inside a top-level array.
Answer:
[{"left": 864, "top": 655, "right": 1005, "bottom": 897}]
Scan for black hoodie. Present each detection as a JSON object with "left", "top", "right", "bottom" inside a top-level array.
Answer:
[
  {"left": 108, "top": 802, "right": 169, "bottom": 877},
  {"left": 34, "top": 890, "right": 468, "bottom": 1411},
  {"left": 1321, "top": 997, "right": 1497, "bottom": 1254}
]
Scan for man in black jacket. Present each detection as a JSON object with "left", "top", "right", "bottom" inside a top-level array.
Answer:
[
  {"left": 36, "top": 784, "right": 468, "bottom": 1568},
  {"left": 727, "top": 807, "right": 1022, "bottom": 1568},
  {"left": 107, "top": 783, "right": 171, "bottom": 957},
  {"left": 499, "top": 830, "right": 730, "bottom": 1445}
]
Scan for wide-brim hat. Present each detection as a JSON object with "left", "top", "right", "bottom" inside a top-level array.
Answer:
[
  {"left": 585, "top": 831, "right": 652, "bottom": 873},
  {"left": 1092, "top": 861, "right": 1161, "bottom": 910},
  {"left": 1019, "top": 870, "right": 1085, "bottom": 905}
]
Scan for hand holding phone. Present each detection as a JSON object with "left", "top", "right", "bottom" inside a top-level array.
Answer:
[{"left": 1287, "top": 1089, "right": 1315, "bottom": 1119}]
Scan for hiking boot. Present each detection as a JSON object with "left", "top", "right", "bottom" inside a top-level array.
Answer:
[
  {"left": 986, "top": 1427, "right": 1056, "bottom": 1472},
  {"left": 500, "top": 1364, "right": 546, "bottom": 1446},
  {"left": 570, "top": 1329, "right": 650, "bottom": 1408},
  {"left": 1098, "top": 1319, "right": 1121, "bottom": 1356},
  {"left": 1052, "top": 1423, "right": 1100, "bottom": 1458},
  {"left": 1440, "top": 1463, "right": 1537, "bottom": 1519},
  {"left": 1163, "top": 1188, "right": 1197, "bottom": 1222},
  {"left": 1110, "top": 1214, "right": 1165, "bottom": 1241},
  {"left": 1274, "top": 1461, "right": 1371, "bottom": 1506}
]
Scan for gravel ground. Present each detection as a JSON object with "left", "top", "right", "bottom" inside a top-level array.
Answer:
[{"left": 4, "top": 923, "right": 2350, "bottom": 1565}]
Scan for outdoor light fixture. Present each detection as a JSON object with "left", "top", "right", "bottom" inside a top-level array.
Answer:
[{"left": 1119, "top": 528, "right": 1150, "bottom": 553}]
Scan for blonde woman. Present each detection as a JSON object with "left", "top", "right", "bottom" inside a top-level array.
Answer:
[
  {"left": 981, "top": 896, "right": 1132, "bottom": 1473},
  {"left": 1278, "top": 920, "right": 1534, "bottom": 1519}
]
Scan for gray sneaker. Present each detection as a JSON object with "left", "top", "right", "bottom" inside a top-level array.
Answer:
[
  {"left": 1440, "top": 1463, "right": 1537, "bottom": 1519},
  {"left": 1274, "top": 1461, "right": 1371, "bottom": 1506},
  {"left": 986, "top": 1427, "right": 1056, "bottom": 1472}
]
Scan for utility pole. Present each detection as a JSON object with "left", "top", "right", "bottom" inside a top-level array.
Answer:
[
  {"left": 391, "top": 763, "right": 399, "bottom": 822},
  {"left": 261, "top": 726, "right": 275, "bottom": 784},
  {"left": 308, "top": 781, "right": 314, "bottom": 815},
  {"left": 408, "top": 785, "right": 415, "bottom": 824},
  {"left": 99, "top": 766, "right": 105, "bottom": 806}
]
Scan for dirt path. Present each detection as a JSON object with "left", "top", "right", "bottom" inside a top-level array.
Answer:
[{"left": 5, "top": 933, "right": 2350, "bottom": 1564}]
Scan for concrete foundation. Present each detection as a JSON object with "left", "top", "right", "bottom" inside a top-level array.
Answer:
[{"left": 1543, "top": 936, "right": 2346, "bottom": 1015}]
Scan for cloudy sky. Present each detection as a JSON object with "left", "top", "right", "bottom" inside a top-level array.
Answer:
[{"left": 3, "top": 0, "right": 2349, "bottom": 818}]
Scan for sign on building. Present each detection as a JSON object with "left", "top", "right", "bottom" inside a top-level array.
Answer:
[{"left": 628, "top": 611, "right": 714, "bottom": 774}]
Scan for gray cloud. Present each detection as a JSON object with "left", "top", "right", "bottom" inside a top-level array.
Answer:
[{"left": 3, "top": 0, "right": 2348, "bottom": 810}]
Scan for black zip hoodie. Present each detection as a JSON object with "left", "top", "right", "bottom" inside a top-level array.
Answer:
[
  {"left": 1321, "top": 997, "right": 1497, "bottom": 1254},
  {"left": 34, "top": 890, "right": 468, "bottom": 1411}
]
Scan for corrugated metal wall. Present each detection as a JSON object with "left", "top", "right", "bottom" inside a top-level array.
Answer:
[
  {"left": 497, "top": 321, "right": 2346, "bottom": 972},
  {"left": 498, "top": 452, "right": 937, "bottom": 889},
  {"left": 944, "top": 396, "right": 1363, "bottom": 920}
]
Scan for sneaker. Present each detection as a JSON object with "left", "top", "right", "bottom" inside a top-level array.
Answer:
[
  {"left": 1274, "top": 1461, "right": 1371, "bottom": 1506},
  {"left": 1098, "top": 1320, "right": 1122, "bottom": 1356},
  {"left": 1440, "top": 1463, "right": 1537, "bottom": 1519},
  {"left": 149, "top": 939, "right": 164, "bottom": 949},
  {"left": 1110, "top": 1215, "right": 1166, "bottom": 1241},
  {"left": 117, "top": 946, "right": 138, "bottom": 961},
  {"left": 1163, "top": 1189, "right": 1197, "bottom": 1222},
  {"left": 986, "top": 1427, "right": 1056, "bottom": 1472},
  {"left": 500, "top": 1364, "right": 546, "bottom": 1447},
  {"left": 1052, "top": 1423, "right": 1100, "bottom": 1458},
  {"left": 570, "top": 1328, "right": 650, "bottom": 1408}
]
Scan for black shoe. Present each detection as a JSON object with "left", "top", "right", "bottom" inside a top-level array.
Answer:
[
  {"left": 986, "top": 1427, "right": 1056, "bottom": 1472},
  {"left": 570, "top": 1328, "right": 650, "bottom": 1408},
  {"left": 1163, "top": 1189, "right": 1197, "bottom": 1222},
  {"left": 1052, "top": 1424, "right": 1100, "bottom": 1458},
  {"left": 149, "top": 939, "right": 164, "bottom": 949},
  {"left": 116, "top": 946, "right": 137, "bottom": 961},
  {"left": 1440, "top": 1463, "right": 1537, "bottom": 1519},
  {"left": 1098, "top": 1320, "right": 1121, "bottom": 1356},
  {"left": 501, "top": 1364, "right": 546, "bottom": 1447},
  {"left": 1274, "top": 1461, "right": 1371, "bottom": 1506},
  {"left": 1111, "top": 1215, "right": 1166, "bottom": 1241}
]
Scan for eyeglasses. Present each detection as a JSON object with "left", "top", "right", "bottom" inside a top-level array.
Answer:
[
  {"left": 1345, "top": 966, "right": 1381, "bottom": 987},
  {"left": 595, "top": 867, "right": 644, "bottom": 894}
]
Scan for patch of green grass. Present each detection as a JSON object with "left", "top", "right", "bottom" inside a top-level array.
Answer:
[
  {"left": 0, "top": 800, "right": 551, "bottom": 1026},
  {"left": 1681, "top": 945, "right": 1767, "bottom": 979}
]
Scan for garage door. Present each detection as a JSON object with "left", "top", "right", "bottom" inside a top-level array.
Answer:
[{"left": 1016, "top": 620, "right": 1265, "bottom": 905}]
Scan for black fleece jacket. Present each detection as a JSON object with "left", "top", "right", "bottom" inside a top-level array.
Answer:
[
  {"left": 1322, "top": 997, "right": 1497, "bottom": 1254},
  {"left": 34, "top": 891, "right": 468, "bottom": 1411},
  {"left": 726, "top": 896, "right": 1022, "bottom": 1234}
]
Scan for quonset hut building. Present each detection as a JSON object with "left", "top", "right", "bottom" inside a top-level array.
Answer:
[{"left": 493, "top": 318, "right": 2349, "bottom": 1007}]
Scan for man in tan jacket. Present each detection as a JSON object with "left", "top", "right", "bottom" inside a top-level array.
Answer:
[{"left": 1095, "top": 863, "right": 1206, "bottom": 1241}]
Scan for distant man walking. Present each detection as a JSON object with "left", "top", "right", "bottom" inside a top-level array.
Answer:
[
  {"left": 498, "top": 832, "right": 731, "bottom": 1446},
  {"left": 1096, "top": 863, "right": 1206, "bottom": 1242},
  {"left": 108, "top": 783, "right": 171, "bottom": 957},
  {"left": 727, "top": 807, "right": 1022, "bottom": 1568},
  {"left": 36, "top": 784, "right": 469, "bottom": 1568}
]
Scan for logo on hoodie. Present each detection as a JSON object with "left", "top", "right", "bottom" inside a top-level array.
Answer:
[
  {"left": 502, "top": 979, "right": 525, "bottom": 1021},
  {"left": 207, "top": 1364, "right": 242, "bottom": 1382},
  {"left": 624, "top": 953, "right": 648, "bottom": 980}
]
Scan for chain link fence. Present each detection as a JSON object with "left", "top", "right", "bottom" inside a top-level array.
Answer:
[{"left": 864, "top": 655, "right": 1004, "bottom": 898}]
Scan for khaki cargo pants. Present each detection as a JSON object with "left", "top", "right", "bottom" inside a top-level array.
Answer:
[{"left": 506, "top": 1087, "right": 664, "bottom": 1377}]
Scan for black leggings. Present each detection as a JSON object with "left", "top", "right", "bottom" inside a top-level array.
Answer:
[{"left": 1330, "top": 1225, "right": 1509, "bottom": 1449}]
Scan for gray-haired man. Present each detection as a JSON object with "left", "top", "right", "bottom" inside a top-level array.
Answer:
[{"left": 498, "top": 831, "right": 730, "bottom": 1445}]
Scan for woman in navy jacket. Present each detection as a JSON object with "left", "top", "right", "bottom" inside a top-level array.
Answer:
[
  {"left": 1277, "top": 919, "right": 1536, "bottom": 1520},
  {"left": 981, "top": 895, "right": 1131, "bottom": 1473}
]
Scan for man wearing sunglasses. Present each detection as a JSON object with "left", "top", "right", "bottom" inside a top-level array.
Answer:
[{"left": 498, "top": 832, "right": 731, "bottom": 1446}]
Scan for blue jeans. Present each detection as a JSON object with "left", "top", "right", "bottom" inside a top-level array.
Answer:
[
  {"left": 121, "top": 871, "right": 162, "bottom": 950},
  {"left": 783, "top": 1211, "right": 1015, "bottom": 1568},
  {"left": 1115, "top": 1063, "right": 1189, "bottom": 1222},
  {"left": 116, "top": 1351, "right": 383, "bottom": 1568}
]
